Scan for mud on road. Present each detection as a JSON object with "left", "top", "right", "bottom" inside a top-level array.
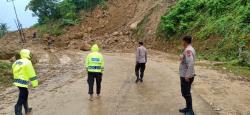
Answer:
[{"left": 0, "top": 50, "right": 249, "bottom": 115}]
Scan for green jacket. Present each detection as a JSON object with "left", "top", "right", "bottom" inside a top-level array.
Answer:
[
  {"left": 12, "top": 49, "right": 38, "bottom": 88},
  {"left": 85, "top": 44, "right": 104, "bottom": 73}
]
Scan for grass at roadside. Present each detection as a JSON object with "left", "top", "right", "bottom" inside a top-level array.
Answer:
[
  {"left": 158, "top": 0, "right": 250, "bottom": 68},
  {"left": 196, "top": 59, "right": 250, "bottom": 79},
  {"left": 217, "top": 64, "right": 250, "bottom": 78},
  {"left": 0, "top": 61, "right": 12, "bottom": 90},
  {"left": 155, "top": 39, "right": 250, "bottom": 79}
]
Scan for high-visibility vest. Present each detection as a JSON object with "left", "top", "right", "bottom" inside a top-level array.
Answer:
[
  {"left": 85, "top": 44, "right": 104, "bottom": 73},
  {"left": 12, "top": 58, "right": 38, "bottom": 88},
  {"left": 85, "top": 52, "right": 104, "bottom": 73}
]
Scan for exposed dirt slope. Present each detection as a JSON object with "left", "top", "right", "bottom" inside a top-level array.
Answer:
[
  {"left": 0, "top": 0, "right": 175, "bottom": 54},
  {"left": 52, "top": 0, "right": 175, "bottom": 50}
]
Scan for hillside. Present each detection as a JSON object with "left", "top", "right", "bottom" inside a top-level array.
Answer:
[
  {"left": 0, "top": 0, "right": 173, "bottom": 60},
  {"left": 159, "top": 0, "right": 250, "bottom": 67},
  {"left": 47, "top": 0, "right": 176, "bottom": 50},
  {"left": 0, "top": 0, "right": 176, "bottom": 88}
]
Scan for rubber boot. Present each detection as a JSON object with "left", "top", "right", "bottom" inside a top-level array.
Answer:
[
  {"left": 15, "top": 104, "right": 23, "bottom": 115},
  {"left": 184, "top": 110, "right": 195, "bottom": 115},
  {"left": 179, "top": 108, "right": 188, "bottom": 113},
  {"left": 89, "top": 95, "right": 94, "bottom": 101}
]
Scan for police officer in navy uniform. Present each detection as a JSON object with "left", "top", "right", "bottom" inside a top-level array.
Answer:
[{"left": 179, "top": 36, "right": 196, "bottom": 115}]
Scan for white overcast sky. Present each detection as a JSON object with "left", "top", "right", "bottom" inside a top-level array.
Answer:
[{"left": 0, "top": 0, "right": 38, "bottom": 31}]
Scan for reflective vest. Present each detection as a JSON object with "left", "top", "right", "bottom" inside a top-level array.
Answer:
[
  {"left": 85, "top": 52, "right": 104, "bottom": 73},
  {"left": 12, "top": 58, "right": 38, "bottom": 88}
]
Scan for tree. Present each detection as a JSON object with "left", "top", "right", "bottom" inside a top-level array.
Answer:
[
  {"left": 71, "top": 0, "right": 104, "bottom": 11},
  {"left": 26, "top": 0, "right": 60, "bottom": 24},
  {"left": 57, "top": 0, "right": 77, "bottom": 20},
  {"left": 0, "top": 23, "right": 8, "bottom": 38}
]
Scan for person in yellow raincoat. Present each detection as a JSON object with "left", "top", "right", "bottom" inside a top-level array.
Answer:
[
  {"left": 85, "top": 44, "right": 104, "bottom": 101},
  {"left": 12, "top": 49, "right": 38, "bottom": 115}
]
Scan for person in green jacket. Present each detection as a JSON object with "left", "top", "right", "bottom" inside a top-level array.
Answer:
[
  {"left": 85, "top": 44, "right": 104, "bottom": 101},
  {"left": 12, "top": 49, "right": 38, "bottom": 115}
]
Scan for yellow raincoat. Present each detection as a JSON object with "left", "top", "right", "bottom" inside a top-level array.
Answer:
[
  {"left": 12, "top": 49, "right": 38, "bottom": 88},
  {"left": 85, "top": 44, "right": 104, "bottom": 73}
]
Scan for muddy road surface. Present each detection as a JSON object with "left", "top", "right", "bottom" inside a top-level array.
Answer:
[{"left": 0, "top": 50, "right": 249, "bottom": 115}]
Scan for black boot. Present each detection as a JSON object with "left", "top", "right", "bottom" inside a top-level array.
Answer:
[
  {"left": 179, "top": 108, "right": 188, "bottom": 113},
  {"left": 184, "top": 110, "right": 195, "bottom": 115},
  {"left": 15, "top": 104, "right": 23, "bottom": 115}
]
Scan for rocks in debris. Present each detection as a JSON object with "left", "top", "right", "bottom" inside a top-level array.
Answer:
[
  {"left": 101, "top": 24, "right": 105, "bottom": 28},
  {"left": 210, "top": 102, "right": 223, "bottom": 111},
  {"left": 85, "top": 13, "right": 91, "bottom": 17},
  {"left": 112, "top": 31, "right": 119, "bottom": 36},
  {"left": 81, "top": 25, "right": 85, "bottom": 30},
  {"left": 130, "top": 21, "right": 140, "bottom": 30},
  {"left": 96, "top": 10, "right": 109, "bottom": 19},
  {"left": 119, "top": 32, "right": 123, "bottom": 36},
  {"left": 104, "top": 33, "right": 109, "bottom": 38},
  {"left": 214, "top": 107, "right": 222, "bottom": 111},
  {"left": 87, "top": 27, "right": 93, "bottom": 32},
  {"left": 0, "top": 49, "right": 16, "bottom": 60},
  {"left": 69, "top": 33, "right": 83, "bottom": 40},
  {"left": 123, "top": 31, "right": 130, "bottom": 35},
  {"left": 83, "top": 33, "right": 89, "bottom": 38},
  {"left": 80, "top": 41, "right": 91, "bottom": 51},
  {"left": 69, "top": 41, "right": 79, "bottom": 49},
  {"left": 111, "top": 31, "right": 124, "bottom": 36}
]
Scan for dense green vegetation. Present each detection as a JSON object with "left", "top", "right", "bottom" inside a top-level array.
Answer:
[
  {"left": 0, "top": 23, "right": 8, "bottom": 38},
  {"left": 27, "top": 0, "right": 106, "bottom": 36},
  {"left": 159, "top": 0, "right": 250, "bottom": 67}
]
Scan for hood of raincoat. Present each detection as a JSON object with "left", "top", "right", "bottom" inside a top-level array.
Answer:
[
  {"left": 20, "top": 49, "right": 31, "bottom": 59},
  {"left": 91, "top": 44, "right": 99, "bottom": 52}
]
